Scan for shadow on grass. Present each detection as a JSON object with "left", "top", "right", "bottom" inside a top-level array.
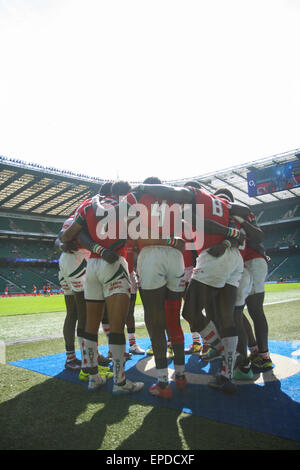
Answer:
[{"left": 0, "top": 367, "right": 144, "bottom": 450}]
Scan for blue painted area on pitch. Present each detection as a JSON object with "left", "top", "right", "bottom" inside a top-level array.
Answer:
[{"left": 9, "top": 335, "right": 300, "bottom": 443}]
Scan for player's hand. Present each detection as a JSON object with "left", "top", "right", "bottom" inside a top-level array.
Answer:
[
  {"left": 237, "top": 230, "right": 246, "bottom": 245},
  {"left": 60, "top": 241, "right": 78, "bottom": 253},
  {"left": 208, "top": 242, "right": 227, "bottom": 257},
  {"left": 102, "top": 248, "right": 120, "bottom": 264},
  {"left": 93, "top": 244, "right": 120, "bottom": 263}
]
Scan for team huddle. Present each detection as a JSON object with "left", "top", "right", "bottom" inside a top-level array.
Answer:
[{"left": 56, "top": 176, "right": 272, "bottom": 397}]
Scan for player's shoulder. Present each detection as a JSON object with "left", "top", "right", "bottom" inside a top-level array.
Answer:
[
  {"left": 76, "top": 197, "right": 92, "bottom": 210},
  {"left": 74, "top": 197, "right": 93, "bottom": 219},
  {"left": 62, "top": 215, "right": 75, "bottom": 230},
  {"left": 124, "top": 190, "right": 156, "bottom": 206}
]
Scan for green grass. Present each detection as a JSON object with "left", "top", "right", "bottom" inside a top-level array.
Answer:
[
  {"left": 0, "top": 291, "right": 143, "bottom": 317},
  {"left": 0, "top": 294, "right": 67, "bottom": 316},
  {"left": 0, "top": 283, "right": 300, "bottom": 450}
]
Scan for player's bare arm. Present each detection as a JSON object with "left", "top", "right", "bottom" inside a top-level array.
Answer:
[
  {"left": 203, "top": 218, "right": 241, "bottom": 239},
  {"left": 134, "top": 184, "right": 194, "bottom": 204},
  {"left": 76, "top": 230, "right": 119, "bottom": 264},
  {"left": 60, "top": 220, "right": 82, "bottom": 243},
  {"left": 229, "top": 202, "right": 251, "bottom": 219},
  {"left": 233, "top": 214, "right": 264, "bottom": 244},
  {"left": 55, "top": 236, "right": 78, "bottom": 253}
]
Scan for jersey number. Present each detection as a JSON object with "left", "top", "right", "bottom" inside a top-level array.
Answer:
[{"left": 211, "top": 198, "right": 224, "bottom": 218}]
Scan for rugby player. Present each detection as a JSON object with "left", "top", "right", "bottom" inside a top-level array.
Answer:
[
  {"left": 110, "top": 180, "right": 145, "bottom": 355},
  {"left": 134, "top": 177, "right": 187, "bottom": 399},
  {"left": 56, "top": 215, "right": 111, "bottom": 372},
  {"left": 56, "top": 215, "right": 90, "bottom": 371},
  {"left": 60, "top": 192, "right": 144, "bottom": 394},
  {"left": 134, "top": 182, "right": 250, "bottom": 393},
  {"left": 234, "top": 229, "right": 272, "bottom": 372}
]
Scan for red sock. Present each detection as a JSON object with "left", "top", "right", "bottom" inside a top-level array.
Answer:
[{"left": 164, "top": 299, "right": 184, "bottom": 345}]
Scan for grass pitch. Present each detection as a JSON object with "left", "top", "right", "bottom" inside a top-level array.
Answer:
[{"left": 0, "top": 283, "right": 300, "bottom": 450}]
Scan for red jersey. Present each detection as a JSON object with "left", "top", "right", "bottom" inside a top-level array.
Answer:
[
  {"left": 243, "top": 214, "right": 265, "bottom": 261},
  {"left": 182, "top": 220, "right": 200, "bottom": 268},
  {"left": 125, "top": 238, "right": 137, "bottom": 273},
  {"left": 74, "top": 196, "right": 127, "bottom": 258},
  {"left": 187, "top": 187, "right": 231, "bottom": 251},
  {"left": 244, "top": 245, "right": 264, "bottom": 261},
  {"left": 130, "top": 193, "right": 182, "bottom": 251}
]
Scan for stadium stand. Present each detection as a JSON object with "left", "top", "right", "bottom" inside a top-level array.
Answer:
[{"left": 0, "top": 150, "right": 300, "bottom": 294}]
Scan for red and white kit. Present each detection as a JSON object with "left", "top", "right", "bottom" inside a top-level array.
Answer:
[
  {"left": 187, "top": 187, "right": 244, "bottom": 288},
  {"left": 58, "top": 214, "right": 90, "bottom": 295}
]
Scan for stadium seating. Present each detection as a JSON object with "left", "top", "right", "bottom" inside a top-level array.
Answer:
[
  {"left": 255, "top": 201, "right": 300, "bottom": 224},
  {"left": 0, "top": 216, "right": 62, "bottom": 235},
  {"left": 0, "top": 265, "right": 60, "bottom": 294},
  {"left": 0, "top": 233, "right": 61, "bottom": 294},
  {"left": 267, "top": 253, "right": 300, "bottom": 282},
  {"left": 1, "top": 191, "right": 300, "bottom": 293}
]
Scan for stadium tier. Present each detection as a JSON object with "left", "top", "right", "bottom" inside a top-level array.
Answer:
[
  {"left": 0, "top": 215, "right": 62, "bottom": 294},
  {"left": 0, "top": 153, "right": 300, "bottom": 294}
]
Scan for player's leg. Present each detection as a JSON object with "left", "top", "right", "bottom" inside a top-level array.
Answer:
[
  {"left": 185, "top": 250, "right": 225, "bottom": 359},
  {"left": 182, "top": 280, "right": 203, "bottom": 354},
  {"left": 208, "top": 284, "right": 238, "bottom": 393},
  {"left": 182, "top": 280, "right": 208, "bottom": 334},
  {"left": 103, "top": 257, "right": 144, "bottom": 394},
  {"left": 81, "top": 299, "right": 107, "bottom": 390},
  {"left": 105, "top": 292, "right": 128, "bottom": 385},
  {"left": 80, "top": 258, "right": 109, "bottom": 390},
  {"left": 246, "top": 292, "right": 272, "bottom": 369},
  {"left": 74, "top": 290, "right": 111, "bottom": 368},
  {"left": 127, "top": 271, "right": 145, "bottom": 355},
  {"left": 243, "top": 313, "right": 259, "bottom": 355},
  {"left": 184, "top": 280, "right": 223, "bottom": 360},
  {"left": 163, "top": 250, "right": 186, "bottom": 387},
  {"left": 63, "top": 293, "right": 81, "bottom": 370},
  {"left": 182, "top": 267, "right": 202, "bottom": 354},
  {"left": 126, "top": 293, "right": 145, "bottom": 355},
  {"left": 59, "top": 262, "right": 81, "bottom": 370},
  {"left": 218, "top": 284, "right": 238, "bottom": 374},
  {"left": 233, "top": 306, "right": 254, "bottom": 380},
  {"left": 140, "top": 285, "right": 172, "bottom": 398},
  {"left": 245, "top": 258, "right": 272, "bottom": 369},
  {"left": 165, "top": 289, "right": 186, "bottom": 389},
  {"left": 232, "top": 266, "right": 253, "bottom": 380}
]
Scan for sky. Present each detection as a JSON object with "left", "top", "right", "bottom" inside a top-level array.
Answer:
[{"left": 0, "top": 0, "right": 300, "bottom": 183}]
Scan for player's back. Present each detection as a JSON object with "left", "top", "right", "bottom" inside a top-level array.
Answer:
[
  {"left": 136, "top": 193, "right": 182, "bottom": 250},
  {"left": 188, "top": 187, "right": 230, "bottom": 250},
  {"left": 76, "top": 196, "right": 127, "bottom": 257}
]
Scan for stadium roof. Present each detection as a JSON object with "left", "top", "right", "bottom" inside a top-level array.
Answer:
[
  {"left": 171, "top": 148, "right": 300, "bottom": 209},
  {"left": 1, "top": 148, "right": 300, "bottom": 219}
]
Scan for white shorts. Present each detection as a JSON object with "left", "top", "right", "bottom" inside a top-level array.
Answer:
[
  {"left": 58, "top": 272, "right": 74, "bottom": 296},
  {"left": 58, "top": 250, "right": 90, "bottom": 294},
  {"left": 246, "top": 257, "right": 268, "bottom": 294},
  {"left": 192, "top": 247, "right": 244, "bottom": 288},
  {"left": 84, "top": 256, "right": 131, "bottom": 301},
  {"left": 235, "top": 257, "right": 268, "bottom": 306},
  {"left": 137, "top": 246, "right": 185, "bottom": 292}
]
